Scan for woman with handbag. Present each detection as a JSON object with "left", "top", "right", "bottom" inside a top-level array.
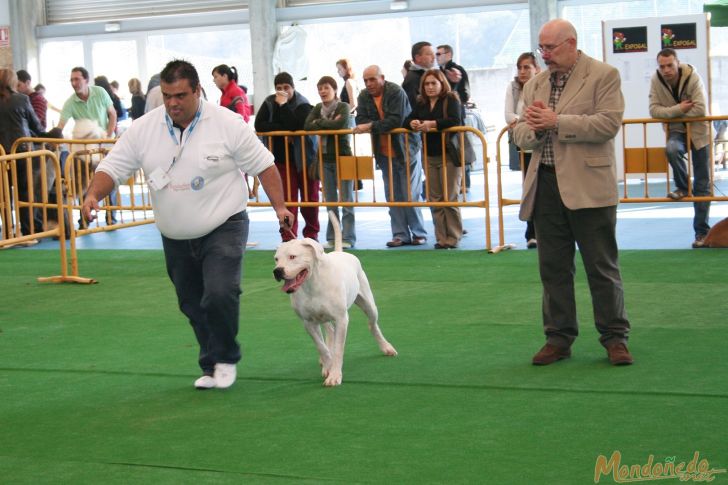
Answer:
[
  {"left": 403, "top": 69, "right": 463, "bottom": 249},
  {"left": 212, "top": 64, "right": 251, "bottom": 122}
]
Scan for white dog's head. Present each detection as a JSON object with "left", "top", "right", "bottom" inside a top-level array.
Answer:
[
  {"left": 70, "top": 119, "right": 107, "bottom": 168},
  {"left": 72, "top": 119, "right": 105, "bottom": 140},
  {"left": 273, "top": 238, "right": 324, "bottom": 293}
]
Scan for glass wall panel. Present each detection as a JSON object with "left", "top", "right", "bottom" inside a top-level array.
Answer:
[
  {"left": 147, "top": 28, "right": 252, "bottom": 106},
  {"left": 38, "top": 40, "right": 84, "bottom": 127},
  {"left": 298, "top": 8, "right": 531, "bottom": 161}
]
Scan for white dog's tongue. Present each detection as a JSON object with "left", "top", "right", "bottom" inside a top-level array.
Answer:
[{"left": 281, "top": 270, "right": 308, "bottom": 293}]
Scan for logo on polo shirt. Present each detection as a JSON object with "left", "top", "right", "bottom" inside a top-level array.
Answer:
[{"left": 191, "top": 176, "right": 205, "bottom": 191}]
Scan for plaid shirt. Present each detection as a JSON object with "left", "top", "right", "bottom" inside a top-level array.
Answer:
[{"left": 540, "top": 54, "right": 580, "bottom": 167}]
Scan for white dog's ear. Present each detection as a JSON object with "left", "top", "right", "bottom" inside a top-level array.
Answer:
[{"left": 301, "top": 238, "right": 324, "bottom": 259}]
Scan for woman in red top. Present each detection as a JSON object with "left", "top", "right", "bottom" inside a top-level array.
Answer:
[{"left": 212, "top": 64, "right": 251, "bottom": 122}]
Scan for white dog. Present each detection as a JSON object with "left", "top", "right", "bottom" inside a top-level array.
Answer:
[{"left": 273, "top": 212, "right": 397, "bottom": 386}]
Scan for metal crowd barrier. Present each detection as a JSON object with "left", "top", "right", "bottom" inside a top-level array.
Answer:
[
  {"left": 2, "top": 126, "right": 492, "bottom": 283},
  {"left": 257, "top": 126, "right": 492, "bottom": 249},
  {"left": 2, "top": 138, "right": 151, "bottom": 283},
  {"left": 493, "top": 115, "right": 728, "bottom": 251},
  {"left": 0, "top": 150, "right": 71, "bottom": 273}
]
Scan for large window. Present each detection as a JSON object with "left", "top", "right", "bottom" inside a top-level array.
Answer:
[
  {"left": 147, "top": 27, "right": 252, "bottom": 106},
  {"left": 91, "top": 40, "right": 140, "bottom": 90},
  {"left": 297, "top": 7, "right": 531, "bottom": 160},
  {"left": 38, "top": 27, "right": 253, "bottom": 129},
  {"left": 38, "top": 40, "right": 84, "bottom": 126}
]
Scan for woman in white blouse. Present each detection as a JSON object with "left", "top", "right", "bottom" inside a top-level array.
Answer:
[{"left": 504, "top": 52, "right": 540, "bottom": 248}]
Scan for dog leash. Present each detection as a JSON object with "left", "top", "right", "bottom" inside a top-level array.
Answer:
[{"left": 281, "top": 216, "right": 296, "bottom": 240}]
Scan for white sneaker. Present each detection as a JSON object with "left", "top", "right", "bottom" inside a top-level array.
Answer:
[
  {"left": 213, "top": 363, "right": 237, "bottom": 389},
  {"left": 194, "top": 375, "right": 216, "bottom": 389}
]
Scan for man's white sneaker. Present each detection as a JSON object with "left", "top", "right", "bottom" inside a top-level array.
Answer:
[
  {"left": 194, "top": 375, "right": 216, "bottom": 389},
  {"left": 213, "top": 363, "right": 237, "bottom": 389}
]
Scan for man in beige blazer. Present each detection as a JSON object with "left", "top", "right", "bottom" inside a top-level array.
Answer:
[{"left": 514, "top": 19, "right": 633, "bottom": 366}]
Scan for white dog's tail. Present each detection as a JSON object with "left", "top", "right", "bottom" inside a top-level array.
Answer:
[{"left": 327, "top": 210, "right": 342, "bottom": 252}]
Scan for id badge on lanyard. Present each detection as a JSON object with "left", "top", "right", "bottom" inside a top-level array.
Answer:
[{"left": 150, "top": 102, "right": 202, "bottom": 191}]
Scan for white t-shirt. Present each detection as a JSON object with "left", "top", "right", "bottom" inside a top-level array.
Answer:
[{"left": 96, "top": 99, "right": 274, "bottom": 239}]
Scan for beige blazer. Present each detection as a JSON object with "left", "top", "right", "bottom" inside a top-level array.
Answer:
[{"left": 513, "top": 53, "right": 624, "bottom": 221}]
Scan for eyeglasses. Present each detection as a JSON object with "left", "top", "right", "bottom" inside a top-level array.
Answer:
[
  {"left": 436, "top": 52, "right": 446, "bottom": 56},
  {"left": 537, "top": 39, "right": 569, "bottom": 55}
]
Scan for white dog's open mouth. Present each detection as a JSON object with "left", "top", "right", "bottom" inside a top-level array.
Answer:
[{"left": 281, "top": 269, "right": 308, "bottom": 293}]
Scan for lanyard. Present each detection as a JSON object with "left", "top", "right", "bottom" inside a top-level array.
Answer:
[{"left": 164, "top": 101, "right": 202, "bottom": 171}]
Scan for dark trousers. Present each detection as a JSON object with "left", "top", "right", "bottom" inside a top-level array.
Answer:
[
  {"left": 533, "top": 167, "right": 630, "bottom": 348},
  {"left": 276, "top": 162, "right": 320, "bottom": 241},
  {"left": 522, "top": 152, "right": 535, "bottom": 241},
  {"left": 162, "top": 211, "right": 248, "bottom": 375}
]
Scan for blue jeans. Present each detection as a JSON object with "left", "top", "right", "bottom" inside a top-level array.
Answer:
[
  {"left": 666, "top": 131, "right": 711, "bottom": 236},
  {"left": 162, "top": 211, "right": 248, "bottom": 375},
  {"left": 322, "top": 161, "right": 356, "bottom": 245},
  {"left": 375, "top": 152, "right": 427, "bottom": 242}
]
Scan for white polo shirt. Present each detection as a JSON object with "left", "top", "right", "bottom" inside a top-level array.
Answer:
[{"left": 96, "top": 99, "right": 274, "bottom": 239}]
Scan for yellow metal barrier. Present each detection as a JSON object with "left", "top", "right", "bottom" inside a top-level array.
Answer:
[
  {"left": 4, "top": 126, "right": 493, "bottom": 284},
  {"left": 620, "top": 115, "right": 728, "bottom": 202},
  {"left": 0, "top": 150, "right": 72, "bottom": 274},
  {"left": 256, "top": 126, "right": 492, "bottom": 249},
  {"left": 3, "top": 138, "right": 152, "bottom": 283},
  {"left": 0, "top": 144, "right": 8, "bottom": 240},
  {"left": 493, "top": 115, "right": 728, "bottom": 251}
]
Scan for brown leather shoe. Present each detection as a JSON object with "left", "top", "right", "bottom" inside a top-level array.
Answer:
[
  {"left": 532, "top": 344, "right": 571, "bottom": 365},
  {"left": 606, "top": 343, "right": 633, "bottom": 365},
  {"left": 386, "top": 238, "right": 406, "bottom": 248}
]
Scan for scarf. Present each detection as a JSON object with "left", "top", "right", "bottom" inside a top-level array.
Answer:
[{"left": 320, "top": 99, "right": 339, "bottom": 120}]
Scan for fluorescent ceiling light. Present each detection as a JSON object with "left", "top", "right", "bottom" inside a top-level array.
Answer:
[{"left": 390, "top": 0, "right": 408, "bottom": 10}]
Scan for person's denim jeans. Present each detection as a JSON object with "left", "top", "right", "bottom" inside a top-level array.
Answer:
[
  {"left": 162, "top": 211, "right": 248, "bottom": 375},
  {"left": 666, "top": 131, "right": 711, "bottom": 236},
  {"left": 375, "top": 153, "right": 426, "bottom": 242},
  {"left": 322, "top": 161, "right": 356, "bottom": 245}
]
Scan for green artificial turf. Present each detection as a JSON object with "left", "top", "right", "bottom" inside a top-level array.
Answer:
[{"left": 1, "top": 249, "right": 727, "bottom": 484}]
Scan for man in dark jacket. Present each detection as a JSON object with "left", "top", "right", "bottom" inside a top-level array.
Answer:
[
  {"left": 354, "top": 65, "right": 427, "bottom": 247},
  {"left": 436, "top": 44, "right": 470, "bottom": 106},
  {"left": 402, "top": 41, "right": 436, "bottom": 109},
  {"left": 255, "top": 72, "right": 319, "bottom": 242}
]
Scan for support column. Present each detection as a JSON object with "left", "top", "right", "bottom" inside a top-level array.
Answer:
[
  {"left": 529, "top": 0, "right": 558, "bottom": 50},
  {"left": 9, "top": 0, "right": 45, "bottom": 76},
  {"left": 249, "top": 1, "right": 277, "bottom": 113}
]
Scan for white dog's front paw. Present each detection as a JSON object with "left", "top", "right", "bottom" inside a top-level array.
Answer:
[
  {"left": 320, "top": 357, "right": 332, "bottom": 377},
  {"left": 323, "top": 370, "right": 342, "bottom": 386},
  {"left": 381, "top": 342, "right": 398, "bottom": 356}
]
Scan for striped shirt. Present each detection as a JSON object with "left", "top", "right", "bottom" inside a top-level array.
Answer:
[
  {"left": 29, "top": 92, "right": 47, "bottom": 130},
  {"left": 540, "top": 54, "right": 580, "bottom": 167}
]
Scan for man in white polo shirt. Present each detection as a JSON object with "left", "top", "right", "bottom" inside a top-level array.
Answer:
[{"left": 82, "top": 60, "right": 293, "bottom": 390}]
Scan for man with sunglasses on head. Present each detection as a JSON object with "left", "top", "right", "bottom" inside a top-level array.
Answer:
[{"left": 514, "top": 19, "right": 633, "bottom": 367}]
